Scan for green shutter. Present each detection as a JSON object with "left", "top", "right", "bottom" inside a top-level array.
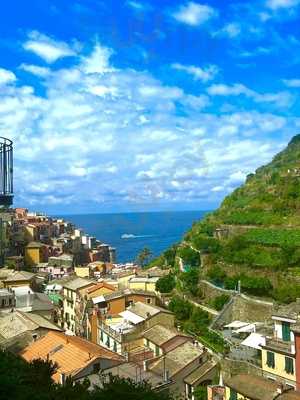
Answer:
[
  {"left": 267, "top": 351, "right": 275, "bottom": 368},
  {"left": 282, "top": 322, "right": 291, "bottom": 341},
  {"left": 285, "top": 357, "right": 294, "bottom": 374},
  {"left": 229, "top": 389, "right": 237, "bottom": 400}
]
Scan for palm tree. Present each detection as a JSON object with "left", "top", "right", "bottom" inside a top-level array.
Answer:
[{"left": 136, "top": 247, "right": 152, "bottom": 267}]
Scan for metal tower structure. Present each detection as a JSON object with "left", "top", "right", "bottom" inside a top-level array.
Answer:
[
  {"left": 0, "top": 137, "right": 13, "bottom": 206},
  {"left": 0, "top": 137, "right": 13, "bottom": 267}
]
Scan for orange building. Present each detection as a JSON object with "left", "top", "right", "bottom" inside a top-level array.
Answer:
[{"left": 20, "top": 331, "right": 123, "bottom": 383}]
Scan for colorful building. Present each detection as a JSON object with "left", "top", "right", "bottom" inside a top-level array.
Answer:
[{"left": 261, "top": 314, "right": 296, "bottom": 388}]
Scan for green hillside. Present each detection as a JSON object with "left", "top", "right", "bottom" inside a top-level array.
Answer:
[{"left": 155, "top": 134, "right": 300, "bottom": 304}]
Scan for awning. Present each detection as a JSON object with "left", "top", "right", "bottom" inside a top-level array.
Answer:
[
  {"left": 241, "top": 333, "right": 266, "bottom": 350},
  {"left": 224, "top": 321, "right": 249, "bottom": 329},
  {"left": 234, "top": 323, "right": 256, "bottom": 333},
  {"left": 92, "top": 295, "right": 106, "bottom": 304},
  {"left": 119, "top": 310, "right": 145, "bottom": 324}
]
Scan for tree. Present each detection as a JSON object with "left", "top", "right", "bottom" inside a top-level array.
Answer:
[
  {"left": 91, "top": 373, "right": 172, "bottom": 400},
  {"left": 180, "top": 267, "right": 200, "bottom": 296},
  {"left": 168, "top": 296, "right": 193, "bottom": 321},
  {"left": 0, "top": 350, "right": 174, "bottom": 400},
  {"left": 155, "top": 274, "right": 176, "bottom": 293},
  {"left": 136, "top": 247, "right": 152, "bottom": 267}
]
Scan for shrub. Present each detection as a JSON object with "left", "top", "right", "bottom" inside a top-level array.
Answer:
[
  {"left": 155, "top": 274, "right": 176, "bottom": 293},
  {"left": 177, "top": 246, "right": 200, "bottom": 267},
  {"left": 168, "top": 296, "right": 193, "bottom": 321},
  {"left": 180, "top": 267, "right": 200, "bottom": 296},
  {"left": 211, "top": 294, "right": 230, "bottom": 311}
]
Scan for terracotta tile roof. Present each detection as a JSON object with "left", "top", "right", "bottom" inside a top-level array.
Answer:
[
  {"left": 86, "top": 282, "right": 116, "bottom": 294},
  {"left": 20, "top": 331, "right": 123, "bottom": 382}
]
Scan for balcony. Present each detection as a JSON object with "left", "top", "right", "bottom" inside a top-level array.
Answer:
[{"left": 264, "top": 337, "right": 295, "bottom": 355}]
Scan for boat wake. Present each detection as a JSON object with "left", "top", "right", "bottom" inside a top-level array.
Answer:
[{"left": 121, "top": 233, "right": 154, "bottom": 239}]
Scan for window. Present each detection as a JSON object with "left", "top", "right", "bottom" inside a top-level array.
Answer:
[
  {"left": 285, "top": 357, "right": 294, "bottom": 374},
  {"left": 146, "top": 339, "right": 150, "bottom": 347},
  {"left": 266, "top": 351, "right": 275, "bottom": 368},
  {"left": 113, "top": 341, "right": 117, "bottom": 352},
  {"left": 282, "top": 322, "right": 291, "bottom": 342},
  {"left": 229, "top": 389, "right": 237, "bottom": 400},
  {"left": 155, "top": 345, "right": 160, "bottom": 356},
  {"left": 100, "top": 330, "right": 103, "bottom": 342},
  {"left": 106, "top": 336, "right": 110, "bottom": 348},
  {"left": 146, "top": 298, "right": 151, "bottom": 304},
  {"left": 93, "top": 363, "right": 100, "bottom": 373}
]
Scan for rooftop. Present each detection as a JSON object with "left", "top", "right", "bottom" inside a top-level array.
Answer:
[
  {"left": 184, "top": 360, "right": 217, "bottom": 385},
  {"left": 4, "top": 271, "right": 35, "bottom": 282},
  {"left": 26, "top": 241, "right": 45, "bottom": 248},
  {"left": 0, "top": 310, "right": 60, "bottom": 341},
  {"left": 143, "top": 324, "right": 187, "bottom": 346},
  {"left": 148, "top": 341, "right": 204, "bottom": 377},
  {"left": 127, "top": 301, "right": 172, "bottom": 319},
  {"left": 63, "top": 277, "right": 94, "bottom": 291},
  {"left": 20, "top": 331, "right": 123, "bottom": 382},
  {"left": 86, "top": 282, "right": 115, "bottom": 295},
  {"left": 225, "top": 374, "right": 296, "bottom": 400}
]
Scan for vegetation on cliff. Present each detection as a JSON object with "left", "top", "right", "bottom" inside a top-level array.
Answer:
[{"left": 154, "top": 134, "right": 300, "bottom": 303}]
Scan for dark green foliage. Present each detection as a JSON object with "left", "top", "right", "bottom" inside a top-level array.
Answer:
[
  {"left": 193, "top": 386, "right": 207, "bottom": 400},
  {"left": 192, "top": 235, "right": 221, "bottom": 253},
  {"left": 207, "top": 266, "right": 226, "bottom": 285},
  {"left": 210, "top": 294, "right": 230, "bottom": 311},
  {"left": 0, "top": 350, "right": 173, "bottom": 400},
  {"left": 136, "top": 247, "right": 153, "bottom": 267},
  {"left": 168, "top": 296, "right": 193, "bottom": 320},
  {"left": 272, "top": 284, "right": 300, "bottom": 304},
  {"left": 177, "top": 246, "right": 200, "bottom": 267},
  {"left": 180, "top": 267, "right": 200, "bottom": 296},
  {"left": 155, "top": 273, "right": 176, "bottom": 293}
]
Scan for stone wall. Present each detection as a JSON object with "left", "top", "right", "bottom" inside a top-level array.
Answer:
[{"left": 199, "top": 280, "right": 235, "bottom": 302}]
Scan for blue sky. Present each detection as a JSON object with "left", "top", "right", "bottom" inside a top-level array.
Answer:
[{"left": 0, "top": 0, "right": 300, "bottom": 214}]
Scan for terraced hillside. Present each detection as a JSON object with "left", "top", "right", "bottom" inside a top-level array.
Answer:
[{"left": 155, "top": 134, "right": 300, "bottom": 303}]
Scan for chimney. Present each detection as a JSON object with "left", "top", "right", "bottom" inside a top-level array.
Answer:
[
  {"left": 143, "top": 360, "right": 148, "bottom": 372},
  {"left": 60, "top": 373, "right": 66, "bottom": 386},
  {"left": 276, "top": 383, "right": 284, "bottom": 395}
]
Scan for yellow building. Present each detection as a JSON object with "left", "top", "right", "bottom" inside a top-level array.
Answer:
[
  {"left": 25, "top": 241, "right": 47, "bottom": 267},
  {"left": 62, "top": 277, "right": 95, "bottom": 334},
  {"left": 75, "top": 266, "right": 90, "bottom": 278},
  {"left": 3, "top": 270, "right": 35, "bottom": 289},
  {"left": 85, "top": 282, "right": 116, "bottom": 300},
  {"left": 261, "top": 314, "right": 296, "bottom": 388},
  {"left": 128, "top": 276, "right": 159, "bottom": 293},
  {"left": 225, "top": 374, "right": 298, "bottom": 400},
  {"left": 24, "top": 224, "right": 37, "bottom": 242}
]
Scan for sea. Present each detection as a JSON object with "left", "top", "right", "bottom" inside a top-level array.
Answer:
[{"left": 61, "top": 210, "right": 208, "bottom": 263}]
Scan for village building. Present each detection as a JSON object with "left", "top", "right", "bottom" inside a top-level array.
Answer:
[
  {"left": 62, "top": 277, "right": 95, "bottom": 334},
  {"left": 20, "top": 331, "right": 123, "bottom": 383}
]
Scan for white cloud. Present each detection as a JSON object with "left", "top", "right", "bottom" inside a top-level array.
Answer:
[
  {"left": 172, "top": 2, "right": 218, "bottom": 26},
  {"left": 214, "top": 23, "right": 241, "bottom": 38},
  {"left": 171, "top": 63, "right": 219, "bottom": 81},
  {"left": 266, "top": 0, "right": 300, "bottom": 9},
  {"left": 1, "top": 34, "right": 298, "bottom": 211},
  {"left": 207, "top": 83, "right": 293, "bottom": 108},
  {"left": 80, "top": 44, "right": 113, "bottom": 74},
  {"left": 23, "top": 31, "right": 77, "bottom": 63},
  {"left": 20, "top": 64, "right": 51, "bottom": 77},
  {"left": 283, "top": 79, "right": 300, "bottom": 87},
  {"left": 0, "top": 68, "right": 16, "bottom": 85}
]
